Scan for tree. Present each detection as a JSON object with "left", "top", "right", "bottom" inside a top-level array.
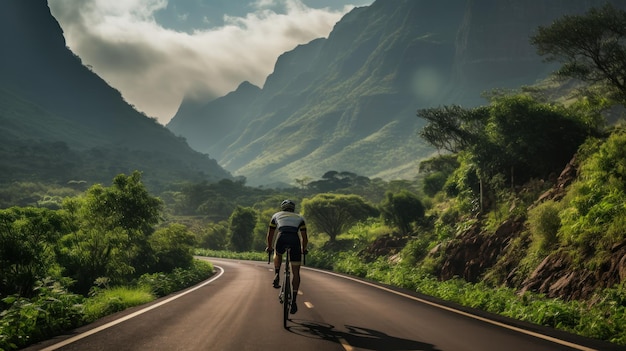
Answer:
[
  {"left": 308, "top": 171, "right": 371, "bottom": 193},
  {"left": 150, "top": 224, "right": 196, "bottom": 272},
  {"left": 419, "top": 155, "right": 459, "bottom": 197},
  {"left": 418, "top": 95, "right": 596, "bottom": 188},
  {"left": 530, "top": 3, "right": 626, "bottom": 105},
  {"left": 198, "top": 222, "right": 229, "bottom": 250},
  {"left": 301, "top": 194, "right": 378, "bottom": 241},
  {"left": 418, "top": 105, "right": 490, "bottom": 153},
  {"left": 380, "top": 191, "right": 425, "bottom": 235},
  {"left": 56, "top": 172, "right": 163, "bottom": 294},
  {"left": 0, "top": 207, "right": 66, "bottom": 297},
  {"left": 228, "top": 206, "right": 257, "bottom": 251}
]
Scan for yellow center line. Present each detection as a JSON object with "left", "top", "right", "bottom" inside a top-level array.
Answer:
[{"left": 337, "top": 336, "right": 354, "bottom": 351}]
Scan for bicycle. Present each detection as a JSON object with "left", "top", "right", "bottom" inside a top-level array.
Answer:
[{"left": 268, "top": 246, "right": 306, "bottom": 329}]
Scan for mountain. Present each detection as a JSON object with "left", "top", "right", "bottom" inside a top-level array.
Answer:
[
  {"left": 0, "top": 0, "right": 231, "bottom": 192},
  {"left": 168, "top": 0, "right": 626, "bottom": 186}
]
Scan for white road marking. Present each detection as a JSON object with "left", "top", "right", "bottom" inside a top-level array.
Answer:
[
  {"left": 304, "top": 267, "right": 599, "bottom": 351},
  {"left": 40, "top": 266, "right": 226, "bottom": 351},
  {"left": 304, "top": 301, "right": 314, "bottom": 309}
]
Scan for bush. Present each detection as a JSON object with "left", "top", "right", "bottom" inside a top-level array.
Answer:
[
  {"left": 528, "top": 200, "right": 561, "bottom": 252},
  {"left": 138, "top": 259, "right": 214, "bottom": 297},
  {"left": 0, "top": 279, "right": 84, "bottom": 350}
]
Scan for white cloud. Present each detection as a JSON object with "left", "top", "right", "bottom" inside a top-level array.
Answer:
[{"left": 48, "top": 0, "right": 359, "bottom": 124}]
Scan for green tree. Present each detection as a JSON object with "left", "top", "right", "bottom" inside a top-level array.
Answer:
[
  {"left": 380, "top": 191, "right": 425, "bottom": 235},
  {"left": 0, "top": 207, "right": 66, "bottom": 297},
  {"left": 479, "top": 95, "right": 592, "bottom": 185},
  {"left": 301, "top": 194, "right": 378, "bottom": 241},
  {"left": 418, "top": 105, "right": 490, "bottom": 153},
  {"left": 531, "top": 3, "right": 626, "bottom": 105},
  {"left": 228, "top": 206, "right": 257, "bottom": 251},
  {"left": 56, "top": 172, "right": 163, "bottom": 294},
  {"left": 253, "top": 208, "right": 275, "bottom": 251},
  {"left": 419, "top": 154, "right": 460, "bottom": 197},
  {"left": 418, "top": 95, "right": 595, "bottom": 189},
  {"left": 197, "top": 221, "right": 229, "bottom": 250},
  {"left": 150, "top": 224, "right": 196, "bottom": 272}
]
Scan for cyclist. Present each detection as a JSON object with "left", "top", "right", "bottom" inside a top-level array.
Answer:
[{"left": 266, "top": 199, "right": 308, "bottom": 314}]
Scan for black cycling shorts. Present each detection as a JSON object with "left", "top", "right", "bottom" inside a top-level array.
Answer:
[{"left": 275, "top": 232, "right": 302, "bottom": 264}]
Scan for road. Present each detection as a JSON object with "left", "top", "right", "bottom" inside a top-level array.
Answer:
[{"left": 24, "top": 258, "right": 620, "bottom": 351}]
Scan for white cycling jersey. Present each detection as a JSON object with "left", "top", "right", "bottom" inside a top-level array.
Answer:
[{"left": 269, "top": 211, "right": 306, "bottom": 233}]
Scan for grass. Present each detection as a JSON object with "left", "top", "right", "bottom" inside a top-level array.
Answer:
[
  {"left": 83, "top": 286, "right": 155, "bottom": 323},
  {"left": 337, "top": 253, "right": 626, "bottom": 346},
  {"left": 0, "top": 259, "right": 215, "bottom": 351},
  {"left": 195, "top": 249, "right": 267, "bottom": 261}
]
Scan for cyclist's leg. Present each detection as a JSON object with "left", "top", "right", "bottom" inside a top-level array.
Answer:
[
  {"left": 273, "top": 251, "right": 283, "bottom": 270},
  {"left": 288, "top": 235, "right": 302, "bottom": 298},
  {"left": 289, "top": 246, "right": 302, "bottom": 314},
  {"left": 292, "top": 264, "right": 301, "bottom": 294},
  {"left": 273, "top": 234, "right": 286, "bottom": 288}
]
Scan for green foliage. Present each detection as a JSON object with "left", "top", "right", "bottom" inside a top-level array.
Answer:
[
  {"left": 56, "top": 172, "right": 163, "bottom": 294},
  {"left": 196, "top": 221, "right": 229, "bottom": 250},
  {"left": 559, "top": 129, "right": 626, "bottom": 255},
  {"left": 443, "top": 154, "right": 481, "bottom": 214},
  {"left": 228, "top": 206, "right": 257, "bottom": 252},
  {"left": 194, "top": 249, "right": 266, "bottom": 262},
  {"left": 379, "top": 190, "right": 425, "bottom": 234},
  {"left": 0, "top": 207, "right": 67, "bottom": 297},
  {"left": 422, "top": 171, "right": 449, "bottom": 197},
  {"left": 531, "top": 3, "right": 626, "bottom": 105},
  {"left": 83, "top": 286, "right": 154, "bottom": 323},
  {"left": 528, "top": 201, "right": 561, "bottom": 253},
  {"left": 301, "top": 193, "right": 379, "bottom": 241},
  {"left": 0, "top": 279, "right": 84, "bottom": 351},
  {"left": 332, "top": 251, "right": 370, "bottom": 277},
  {"left": 253, "top": 208, "right": 275, "bottom": 251},
  {"left": 94, "top": 171, "right": 162, "bottom": 233},
  {"left": 420, "top": 95, "right": 597, "bottom": 198},
  {"left": 0, "top": 171, "right": 220, "bottom": 350},
  {"left": 487, "top": 95, "right": 593, "bottom": 182},
  {"left": 308, "top": 171, "right": 371, "bottom": 193},
  {"left": 137, "top": 259, "right": 213, "bottom": 298},
  {"left": 168, "top": 178, "right": 266, "bottom": 221},
  {"left": 0, "top": 182, "right": 82, "bottom": 209},
  {"left": 418, "top": 105, "right": 489, "bottom": 153},
  {"left": 323, "top": 252, "right": 626, "bottom": 345},
  {"left": 150, "top": 224, "right": 196, "bottom": 272}
]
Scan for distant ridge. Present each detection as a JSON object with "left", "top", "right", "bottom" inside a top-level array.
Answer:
[
  {"left": 0, "top": 0, "right": 232, "bottom": 191},
  {"left": 168, "top": 0, "right": 626, "bottom": 186}
]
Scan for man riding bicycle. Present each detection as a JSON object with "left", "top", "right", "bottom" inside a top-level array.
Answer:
[{"left": 266, "top": 199, "right": 308, "bottom": 314}]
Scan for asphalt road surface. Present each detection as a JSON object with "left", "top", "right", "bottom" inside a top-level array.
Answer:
[{"left": 25, "top": 258, "right": 621, "bottom": 351}]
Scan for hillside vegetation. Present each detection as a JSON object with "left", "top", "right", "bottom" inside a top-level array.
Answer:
[
  {"left": 168, "top": 0, "right": 626, "bottom": 186},
  {"left": 2, "top": 1, "right": 626, "bottom": 350}
]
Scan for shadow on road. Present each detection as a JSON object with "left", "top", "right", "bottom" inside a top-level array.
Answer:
[{"left": 288, "top": 320, "right": 440, "bottom": 351}]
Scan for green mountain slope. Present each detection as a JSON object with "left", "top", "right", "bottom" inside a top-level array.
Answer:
[
  {"left": 168, "top": 0, "right": 626, "bottom": 186},
  {"left": 0, "top": 0, "right": 231, "bottom": 192}
]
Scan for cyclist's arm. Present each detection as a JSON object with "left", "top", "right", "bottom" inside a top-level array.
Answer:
[{"left": 266, "top": 226, "right": 276, "bottom": 250}]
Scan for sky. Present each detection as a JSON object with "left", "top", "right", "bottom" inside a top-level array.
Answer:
[{"left": 48, "top": 0, "right": 374, "bottom": 125}]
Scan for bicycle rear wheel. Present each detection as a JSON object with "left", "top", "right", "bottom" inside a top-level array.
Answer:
[{"left": 283, "top": 276, "right": 290, "bottom": 329}]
